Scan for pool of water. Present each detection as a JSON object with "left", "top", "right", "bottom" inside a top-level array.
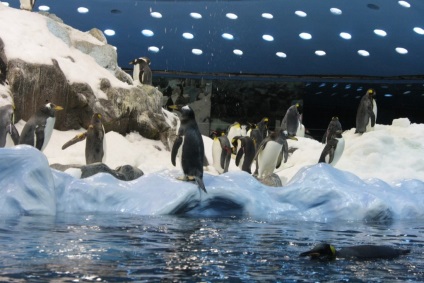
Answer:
[{"left": 0, "top": 214, "right": 423, "bottom": 282}]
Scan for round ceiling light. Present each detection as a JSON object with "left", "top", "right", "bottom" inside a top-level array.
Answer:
[
  {"left": 340, "top": 32, "right": 352, "bottom": 39},
  {"left": 77, "top": 7, "right": 89, "bottom": 13},
  {"left": 104, "top": 29, "right": 115, "bottom": 36},
  {"left": 38, "top": 5, "right": 50, "bottom": 11},
  {"left": 413, "top": 27, "right": 424, "bottom": 35},
  {"left": 315, "top": 50, "right": 326, "bottom": 56},
  {"left": 182, "top": 32, "right": 194, "bottom": 39},
  {"left": 330, "top": 8, "right": 342, "bottom": 15},
  {"left": 141, "top": 29, "right": 154, "bottom": 37},
  {"left": 398, "top": 1, "right": 411, "bottom": 8},
  {"left": 276, "top": 52, "right": 287, "bottom": 58},
  {"left": 190, "top": 12, "right": 202, "bottom": 19},
  {"left": 150, "top": 12, "right": 162, "bottom": 18},
  {"left": 358, "top": 50, "right": 370, "bottom": 56},
  {"left": 261, "top": 13, "right": 273, "bottom": 19},
  {"left": 222, "top": 33, "right": 234, "bottom": 40},
  {"left": 148, "top": 46, "right": 159, "bottom": 53},
  {"left": 374, "top": 29, "right": 387, "bottom": 37},
  {"left": 299, "top": 32, "right": 312, "bottom": 40},
  {"left": 226, "top": 13, "right": 238, "bottom": 20},
  {"left": 262, "top": 34, "right": 274, "bottom": 41},
  {"left": 233, "top": 49, "right": 243, "bottom": 56},
  {"left": 395, "top": 47, "right": 408, "bottom": 54},
  {"left": 192, "top": 49, "right": 203, "bottom": 55},
  {"left": 295, "top": 11, "right": 307, "bottom": 17}
]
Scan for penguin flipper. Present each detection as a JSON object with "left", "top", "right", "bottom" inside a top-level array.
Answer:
[
  {"left": 235, "top": 147, "right": 244, "bottom": 166},
  {"left": 62, "top": 132, "right": 87, "bottom": 150},
  {"left": 370, "top": 111, "right": 376, "bottom": 127},
  {"left": 9, "top": 124, "right": 20, "bottom": 145},
  {"left": 171, "top": 136, "right": 183, "bottom": 166},
  {"left": 276, "top": 150, "right": 284, "bottom": 169},
  {"left": 220, "top": 148, "right": 229, "bottom": 169},
  {"left": 194, "top": 176, "right": 207, "bottom": 193},
  {"left": 319, "top": 141, "right": 336, "bottom": 163},
  {"left": 35, "top": 125, "right": 46, "bottom": 150}
]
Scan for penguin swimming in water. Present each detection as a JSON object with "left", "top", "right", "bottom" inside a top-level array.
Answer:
[
  {"left": 254, "top": 130, "right": 297, "bottom": 179},
  {"left": 356, "top": 89, "right": 377, "bottom": 134},
  {"left": 129, "top": 57, "right": 152, "bottom": 85},
  {"left": 171, "top": 105, "right": 207, "bottom": 193},
  {"left": 233, "top": 136, "right": 256, "bottom": 174},
  {"left": 318, "top": 130, "right": 345, "bottom": 166},
  {"left": 0, "top": 104, "right": 20, "bottom": 147},
  {"left": 300, "top": 242, "right": 410, "bottom": 260},
  {"left": 211, "top": 131, "right": 231, "bottom": 174},
  {"left": 61, "top": 113, "right": 106, "bottom": 164},
  {"left": 20, "top": 0, "right": 36, "bottom": 11},
  {"left": 322, "top": 116, "right": 342, "bottom": 144},
  {"left": 281, "top": 104, "right": 300, "bottom": 137},
  {"left": 19, "top": 102, "right": 63, "bottom": 151}
]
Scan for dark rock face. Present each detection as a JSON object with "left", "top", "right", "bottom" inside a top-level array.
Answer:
[
  {"left": 6, "top": 58, "right": 172, "bottom": 139},
  {"left": 51, "top": 163, "right": 144, "bottom": 181}
]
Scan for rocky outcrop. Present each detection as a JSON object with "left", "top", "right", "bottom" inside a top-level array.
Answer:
[{"left": 2, "top": 9, "right": 175, "bottom": 141}]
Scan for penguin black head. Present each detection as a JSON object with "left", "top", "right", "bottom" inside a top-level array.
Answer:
[
  {"left": 299, "top": 243, "right": 337, "bottom": 260},
  {"left": 40, "top": 102, "right": 63, "bottom": 117},
  {"left": 331, "top": 116, "right": 339, "bottom": 121}
]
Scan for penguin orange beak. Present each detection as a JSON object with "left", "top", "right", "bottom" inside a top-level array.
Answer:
[{"left": 54, "top": 105, "right": 64, "bottom": 111}]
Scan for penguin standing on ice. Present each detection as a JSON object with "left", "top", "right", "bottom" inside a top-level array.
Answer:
[
  {"left": 318, "top": 130, "right": 344, "bottom": 166},
  {"left": 62, "top": 113, "right": 106, "bottom": 164},
  {"left": 322, "top": 116, "right": 342, "bottom": 144},
  {"left": 300, "top": 242, "right": 410, "bottom": 260},
  {"left": 171, "top": 105, "right": 207, "bottom": 193},
  {"left": 281, "top": 104, "right": 300, "bottom": 137},
  {"left": 355, "top": 89, "right": 377, "bottom": 134},
  {"left": 233, "top": 136, "right": 256, "bottom": 174},
  {"left": 211, "top": 131, "right": 232, "bottom": 174},
  {"left": 19, "top": 102, "right": 63, "bottom": 151},
  {"left": 20, "top": 0, "right": 36, "bottom": 11},
  {"left": 0, "top": 104, "right": 20, "bottom": 147},
  {"left": 254, "top": 130, "right": 297, "bottom": 179},
  {"left": 129, "top": 57, "right": 152, "bottom": 85}
]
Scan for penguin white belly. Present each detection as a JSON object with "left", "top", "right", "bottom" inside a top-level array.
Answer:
[
  {"left": 212, "top": 139, "right": 224, "bottom": 174},
  {"left": 296, "top": 123, "right": 305, "bottom": 137},
  {"left": 20, "top": 0, "right": 33, "bottom": 10},
  {"left": 366, "top": 100, "right": 377, "bottom": 132},
  {"left": 331, "top": 138, "right": 345, "bottom": 166},
  {"left": 41, "top": 117, "right": 55, "bottom": 151},
  {"left": 132, "top": 64, "right": 140, "bottom": 83},
  {"left": 257, "top": 141, "right": 281, "bottom": 178}
]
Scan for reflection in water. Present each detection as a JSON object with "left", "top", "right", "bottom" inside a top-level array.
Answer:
[{"left": 0, "top": 214, "right": 422, "bottom": 282}]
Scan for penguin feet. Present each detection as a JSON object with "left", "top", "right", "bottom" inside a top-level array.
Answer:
[{"left": 176, "top": 175, "right": 195, "bottom": 182}]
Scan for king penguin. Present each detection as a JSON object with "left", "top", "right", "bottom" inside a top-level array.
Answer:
[
  {"left": 0, "top": 104, "right": 20, "bottom": 147},
  {"left": 171, "top": 105, "right": 207, "bottom": 193},
  {"left": 355, "top": 89, "right": 377, "bottom": 134},
  {"left": 211, "top": 131, "right": 232, "bottom": 174},
  {"left": 62, "top": 113, "right": 106, "bottom": 164},
  {"left": 226, "top": 122, "right": 242, "bottom": 154},
  {"left": 254, "top": 130, "right": 297, "bottom": 179},
  {"left": 20, "top": 0, "right": 36, "bottom": 11},
  {"left": 233, "top": 136, "right": 256, "bottom": 174},
  {"left": 129, "top": 57, "right": 152, "bottom": 85},
  {"left": 19, "top": 102, "right": 63, "bottom": 151},
  {"left": 300, "top": 242, "right": 410, "bottom": 260},
  {"left": 318, "top": 130, "right": 344, "bottom": 166},
  {"left": 322, "top": 116, "right": 342, "bottom": 144},
  {"left": 281, "top": 104, "right": 300, "bottom": 137}
]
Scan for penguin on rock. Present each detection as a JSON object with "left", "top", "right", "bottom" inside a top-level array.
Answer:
[
  {"left": 355, "top": 89, "right": 377, "bottom": 134},
  {"left": 19, "top": 102, "right": 63, "bottom": 151},
  {"left": 20, "top": 0, "right": 36, "bottom": 11},
  {"left": 129, "top": 57, "right": 152, "bottom": 85},
  {"left": 62, "top": 113, "right": 106, "bottom": 164},
  {"left": 171, "top": 105, "right": 207, "bottom": 193}
]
